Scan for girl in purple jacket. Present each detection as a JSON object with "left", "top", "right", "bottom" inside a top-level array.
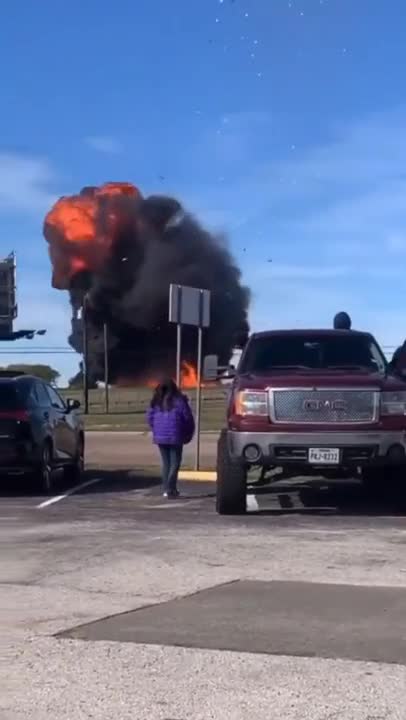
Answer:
[{"left": 147, "top": 379, "right": 195, "bottom": 498}]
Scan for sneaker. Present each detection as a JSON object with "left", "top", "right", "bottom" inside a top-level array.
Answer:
[{"left": 165, "top": 490, "right": 180, "bottom": 499}]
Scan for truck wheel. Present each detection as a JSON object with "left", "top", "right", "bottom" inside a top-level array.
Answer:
[
  {"left": 387, "top": 467, "right": 406, "bottom": 504},
  {"left": 361, "top": 468, "right": 385, "bottom": 497},
  {"left": 216, "top": 430, "right": 247, "bottom": 515},
  {"left": 362, "top": 468, "right": 405, "bottom": 501}
]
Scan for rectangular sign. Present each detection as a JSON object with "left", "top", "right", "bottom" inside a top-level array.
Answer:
[
  {"left": 0, "top": 256, "right": 16, "bottom": 321},
  {"left": 169, "top": 284, "right": 210, "bottom": 328}
]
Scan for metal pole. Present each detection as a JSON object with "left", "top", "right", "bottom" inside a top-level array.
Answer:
[
  {"left": 103, "top": 323, "right": 109, "bottom": 414},
  {"left": 176, "top": 323, "right": 182, "bottom": 388},
  {"left": 195, "top": 288, "right": 205, "bottom": 471},
  {"left": 83, "top": 295, "right": 89, "bottom": 415},
  {"left": 195, "top": 325, "right": 203, "bottom": 471}
]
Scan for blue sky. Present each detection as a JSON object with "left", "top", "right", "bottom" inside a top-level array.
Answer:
[{"left": 0, "top": 0, "right": 405, "bottom": 382}]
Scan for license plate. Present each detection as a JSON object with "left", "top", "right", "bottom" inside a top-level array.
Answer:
[{"left": 308, "top": 448, "right": 340, "bottom": 464}]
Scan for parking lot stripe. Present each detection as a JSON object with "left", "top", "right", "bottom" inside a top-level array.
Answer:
[{"left": 36, "top": 478, "right": 103, "bottom": 509}]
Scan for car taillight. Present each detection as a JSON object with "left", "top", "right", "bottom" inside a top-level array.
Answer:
[
  {"left": 234, "top": 390, "right": 268, "bottom": 416},
  {"left": 0, "top": 409, "right": 29, "bottom": 421}
]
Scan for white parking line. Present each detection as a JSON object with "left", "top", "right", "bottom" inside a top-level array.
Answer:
[
  {"left": 36, "top": 478, "right": 103, "bottom": 509},
  {"left": 142, "top": 501, "right": 193, "bottom": 509},
  {"left": 246, "top": 494, "right": 259, "bottom": 512}
]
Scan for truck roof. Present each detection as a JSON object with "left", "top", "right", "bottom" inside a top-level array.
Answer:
[{"left": 251, "top": 329, "right": 373, "bottom": 340}]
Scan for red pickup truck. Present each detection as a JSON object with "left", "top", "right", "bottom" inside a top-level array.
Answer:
[{"left": 216, "top": 329, "right": 406, "bottom": 514}]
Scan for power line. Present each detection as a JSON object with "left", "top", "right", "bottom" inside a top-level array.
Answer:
[
  {"left": 0, "top": 350, "right": 77, "bottom": 355},
  {"left": 0, "top": 348, "right": 76, "bottom": 352}
]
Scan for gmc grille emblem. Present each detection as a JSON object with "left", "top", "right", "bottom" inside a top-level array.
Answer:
[{"left": 303, "top": 399, "right": 347, "bottom": 411}]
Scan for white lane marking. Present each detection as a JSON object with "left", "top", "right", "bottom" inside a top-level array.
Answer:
[
  {"left": 246, "top": 493, "right": 259, "bottom": 512},
  {"left": 141, "top": 501, "right": 193, "bottom": 509},
  {"left": 36, "top": 478, "right": 103, "bottom": 509}
]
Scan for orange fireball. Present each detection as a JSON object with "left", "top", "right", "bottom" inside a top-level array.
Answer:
[{"left": 44, "top": 182, "right": 141, "bottom": 289}]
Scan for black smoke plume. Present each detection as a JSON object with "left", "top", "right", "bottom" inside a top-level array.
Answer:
[{"left": 66, "top": 194, "right": 250, "bottom": 383}]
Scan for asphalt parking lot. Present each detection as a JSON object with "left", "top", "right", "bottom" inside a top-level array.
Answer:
[{"left": 2, "top": 432, "right": 406, "bottom": 719}]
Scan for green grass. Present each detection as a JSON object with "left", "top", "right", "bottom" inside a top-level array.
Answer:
[{"left": 61, "top": 386, "right": 228, "bottom": 431}]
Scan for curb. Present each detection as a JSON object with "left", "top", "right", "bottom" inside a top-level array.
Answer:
[{"left": 178, "top": 470, "right": 217, "bottom": 482}]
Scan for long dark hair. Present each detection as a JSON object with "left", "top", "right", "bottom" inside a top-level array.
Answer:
[{"left": 150, "top": 378, "right": 181, "bottom": 411}]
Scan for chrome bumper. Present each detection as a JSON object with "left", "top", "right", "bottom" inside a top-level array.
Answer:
[{"left": 227, "top": 430, "right": 406, "bottom": 465}]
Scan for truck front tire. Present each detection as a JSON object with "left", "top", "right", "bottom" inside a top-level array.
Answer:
[
  {"left": 362, "top": 467, "right": 406, "bottom": 502},
  {"left": 216, "top": 430, "right": 247, "bottom": 515}
]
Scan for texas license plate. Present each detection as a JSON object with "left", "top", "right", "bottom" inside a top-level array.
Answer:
[{"left": 308, "top": 448, "right": 340, "bottom": 464}]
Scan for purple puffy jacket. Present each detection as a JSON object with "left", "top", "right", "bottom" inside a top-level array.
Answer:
[{"left": 147, "top": 394, "right": 195, "bottom": 446}]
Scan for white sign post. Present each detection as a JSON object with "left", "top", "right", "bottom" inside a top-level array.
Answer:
[{"left": 169, "top": 284, "right": 211, "bottom": 470}]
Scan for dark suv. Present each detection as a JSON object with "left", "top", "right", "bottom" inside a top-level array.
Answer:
[{"left": 0, "top": 372, "right": 84, "bottom": 492}]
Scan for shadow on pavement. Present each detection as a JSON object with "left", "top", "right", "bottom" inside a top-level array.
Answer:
[
  {"left": 252, "top": 478, "right": 406, "bottom": 516},
  {"left": 3, "top": 468, "right": 406, "bottom": 517},
  {"left": 81, "top": 468, "right": 161, "bottom": 494},
  {"left": 0, "top": 467, "right": 161, "bottom": 498}
]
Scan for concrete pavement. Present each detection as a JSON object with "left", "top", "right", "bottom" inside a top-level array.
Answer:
[{"left": 3, "top": 435, "right": 406, "bottom": 719}]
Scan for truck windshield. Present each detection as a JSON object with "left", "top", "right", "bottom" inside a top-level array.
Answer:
[{"left": 239, "top": 334, "right": 387, "bottom": 375}]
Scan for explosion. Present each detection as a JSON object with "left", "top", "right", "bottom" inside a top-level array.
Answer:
[
  {"left": 45, "top": 183, "right": 141, "bottom": 290},
  {"left": 44, "top": 182, "right": 250, "bottom": 385}
]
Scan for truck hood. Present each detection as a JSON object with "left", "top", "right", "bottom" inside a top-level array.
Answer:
[{"left": 236, "top": 370, "right": 406, "bottom": 391}]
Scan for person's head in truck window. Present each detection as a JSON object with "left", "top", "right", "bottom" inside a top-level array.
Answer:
[{"left": 333, "top": 311, "right": 352, "bottom": 330}]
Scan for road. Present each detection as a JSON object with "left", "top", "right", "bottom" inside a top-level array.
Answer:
[
  {"left": 2, "top": 432, "right": 406, "bottom": 719},
  {"left": 85, "top": 430, "right": 218, "bottom": 469}
]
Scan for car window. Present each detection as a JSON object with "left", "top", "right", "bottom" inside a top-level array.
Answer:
[
  {"left": 35, "top": 382, "right": 51, "bottom": 407},
  {"left": 26, "top": 384, "right": 39, "bottom": 409},
  {"left": 45, "top": 385, "right": 66, "bottom": 410}
]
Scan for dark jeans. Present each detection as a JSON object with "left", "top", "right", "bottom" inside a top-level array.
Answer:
[{"left": 158, "top": 444, "right": 183, "bottom": 493}]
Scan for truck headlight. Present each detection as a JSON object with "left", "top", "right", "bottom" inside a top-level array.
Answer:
[
  {"left": 381, "top": 391, "right": 406, "bottom": 416},
  {"left": 234, "top": 390, "right": 268, "bottom": 416}
]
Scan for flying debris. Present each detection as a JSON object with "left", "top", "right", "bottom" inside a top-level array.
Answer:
[{"left": 44, "top": 183, "right": 250, "bottom": 384}]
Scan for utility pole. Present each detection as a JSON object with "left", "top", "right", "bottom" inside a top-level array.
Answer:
[
  {"left": 83, "top": 295, "right": 89, "bottom": 415},
  {"left": 103, "top": 323, "right": 109, "bottom": 414}
]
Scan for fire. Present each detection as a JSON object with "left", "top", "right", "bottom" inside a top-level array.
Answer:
[
  {"left": 181, "top": 362, "right": 199, "bottom": 388},
  {"left": 44, "top": 182, "right": 141, "bottom": 289},
  {"left": 143, "top": 362, "right": 200, "bottom": 389}
]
